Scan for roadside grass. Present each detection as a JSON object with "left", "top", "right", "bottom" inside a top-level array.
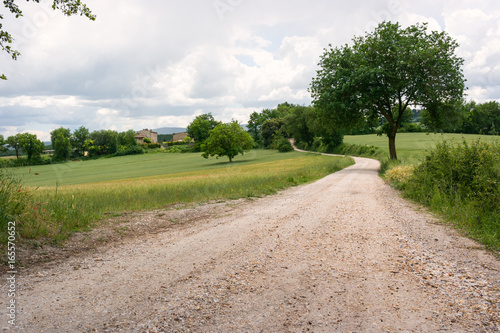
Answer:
[{"left": 1, "top": 152, "right": 354, "bottom": 247}]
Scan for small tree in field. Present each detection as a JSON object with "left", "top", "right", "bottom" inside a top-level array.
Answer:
[
  {"left": 310, "top": 21, "right": 466, "bottom": 159},
  {"left": 202, "top": 121, "right": 254, "bottom": 163}
]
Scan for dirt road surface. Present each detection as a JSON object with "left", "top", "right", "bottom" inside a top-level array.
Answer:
[{"left": 2, "top": 155, "right": 499, "bottom": 332}]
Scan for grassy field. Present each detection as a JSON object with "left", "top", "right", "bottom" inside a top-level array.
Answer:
[
  {"left": 2, "top": 151, "right": 354, "bottom": 245},
  {"left": 344, "top": 133, "right": 500, "bottom": 164},
  {"left": 11, "top": 150, "right": 315, "bottom": 187}
]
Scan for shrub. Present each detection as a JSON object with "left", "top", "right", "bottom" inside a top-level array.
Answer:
[
  {"left": 143, "top": 137, "right": 152, "bottom": 144},
  {"left": 166, "top": 146, "right": 182, "bottom": 153},
  {"left": 332, "top": 143, "right": 384, "bottom": 159},
  {"left": 277, "top": 138, "right": 294, "bottom": 152},
  {"left": 115, "top": 145, "right": 145, "bottom": 156},
  {"left": 403, "top": 139, "right": 500, "bottom": 249},
  {"left": 0, "top": 156, "right": 52, "bottom": 168},
  {"left": 142, "top": 143, "right": 161, "bottom": 149}
]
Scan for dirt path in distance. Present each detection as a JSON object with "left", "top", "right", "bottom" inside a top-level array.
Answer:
[{"left": 2, "top": 156, "right": 499, "bottom": 332}]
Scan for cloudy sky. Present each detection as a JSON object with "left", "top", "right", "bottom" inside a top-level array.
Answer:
[{"left": 1, "top": 0, "right": 499, "bottom": 140}]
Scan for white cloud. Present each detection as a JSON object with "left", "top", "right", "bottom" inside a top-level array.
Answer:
[
  {"left": 0, "top": 95, "right": 82, "bottom": 108},
  {"left": 442, "top": 5, "right": 500, "bottom": 101}
]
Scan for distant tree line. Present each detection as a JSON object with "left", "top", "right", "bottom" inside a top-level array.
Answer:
[
  {"left": 423, "top": 100, "right": 500, "bottom": 135},
  {"left": 0, "top": 127, "right": 146, "bottom": 168},
  {"left": 339, "top": 100, "right": 500, "bottom": 137},
  {"left": 50, "top": 127, "right": 148, "bottom": 161}
]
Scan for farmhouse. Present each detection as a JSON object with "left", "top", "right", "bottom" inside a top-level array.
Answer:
[
  {"left": 136, "top": 129, "right": 158, "bottom": 144},
  {"left": 172, "top": 132, "right": 189, "bottom": 142}
]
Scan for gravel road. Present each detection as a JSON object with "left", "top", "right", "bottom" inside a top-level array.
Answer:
[{"left": 2, "top": 155, "right": 499, "bottom": 332}]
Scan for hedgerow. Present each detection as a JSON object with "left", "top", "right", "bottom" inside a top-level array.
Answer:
[{"left": 397, "top": 140, "right": 500, "bottom": 250}]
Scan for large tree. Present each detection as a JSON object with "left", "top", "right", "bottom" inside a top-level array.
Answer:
[
  {"left": 310, "top": 21, "right": 466, "bottom": 159},
  {"left": 284, "top": 106, "right": 317, "bottom": 146},
  {"left": 6, "top": 133, "right": 22, "bottom": 159},
  {"left": 187, "top": 113, "right": 221, "bottom": 151},
  {"left": 0, "top": 135, "right": 7, "bottom": 153},
  {"left": 261, "top": 118, "right": 286, "bottom": 148},
  {"left": 51, "top": 127, "right": 72, "bottom": 160},
  {"left": 201, "top": 121, "right": 254, "bottom": 163},
  {"left": 71, "top": 126, "right": 90, "bottom": 156},
  {"left": 18, "top": 133, "right": 45, "bottom": 161},
  {"left": 90, "top": 129, "right": 118, "bottom": 155},
  {"left": 1, "top": 0, "right": 95, "bottom": 80}
]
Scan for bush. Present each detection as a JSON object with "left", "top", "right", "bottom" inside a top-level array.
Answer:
[
  {"left": 115, "top": 145, "right": 145, "bottom": 156},
  {"left": 277, "top": 138, "right": 294, "bottom": 152},
  {"left": 166, "top": 146, "right": 182, "bottom": 153},
  {"left": 142, "top": 143, "right": 161, "bottom": 149},
  {"left": 167, "top": 141, "right": 188, "bottom": 146},
  {"left": 401, "top": 123, "right": 424, "bottom": 133},
  {"left": 0, "top": 156, "right": 52, "bottom": 168},
  {"left": 331, "top": 143, "right": 384, "bottom": 159},
  {"left": 402, "top": 140, "right": 500, "bottom": 249}
]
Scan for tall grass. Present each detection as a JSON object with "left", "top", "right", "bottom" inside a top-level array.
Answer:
[
  {"left": 0, "top": 171, "right": 30, "bottom": 227},
  {"left": 387, "top": 140, "right": 500, "bottom": 250},
  {"left": 1, "top": 154, "right": 353, "bottom": 246}
]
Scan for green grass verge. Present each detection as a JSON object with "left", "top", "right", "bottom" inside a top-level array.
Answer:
[{"left": 1, "top": 152, "right": 354, "bottom": 246}]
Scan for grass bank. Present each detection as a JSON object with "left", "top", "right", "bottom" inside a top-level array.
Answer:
[{"left": 1, "top": 152, "right": 354, "bottom": 246}]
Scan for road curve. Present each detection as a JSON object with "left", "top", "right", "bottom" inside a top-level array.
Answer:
[{"left": 5, "top": 154, "right": 500, "bottom": 332}]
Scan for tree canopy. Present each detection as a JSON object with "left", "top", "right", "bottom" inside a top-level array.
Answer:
[
  {"left": 310, "top": 21, "right": 466, "bottom": 159},
  {"left": 0, "top": 135, "right": 7, "bottom": 153},
  {"left": 187, "top": 113, "right": 221, "bottom": 151},
  {"left": 201, "top": 121, "right": 254, "bottom": 162},
  {"left": 18, "top": 133, "right": 45, "bottom": 161},
  {"left": 51, "top": 127, "right": 72, "bottom": 161},
  {"left": 1, "top": 0, "right": 95, "bottom": 79}
]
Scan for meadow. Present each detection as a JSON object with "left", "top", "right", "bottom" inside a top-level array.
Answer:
[
  {"left": 1, "top": 150, "right": 354, "bottom": 245},
  {"left": 10, "top": 150, "right": 314, "bottom": 187}
]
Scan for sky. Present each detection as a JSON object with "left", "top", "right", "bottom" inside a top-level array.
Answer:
[{"left": 1, "top": 0, "right": 499, "bottom": 141}]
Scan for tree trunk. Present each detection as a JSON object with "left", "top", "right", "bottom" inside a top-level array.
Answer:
[{"left": 388, "top": 130, "right": 397, "bottom": 160}]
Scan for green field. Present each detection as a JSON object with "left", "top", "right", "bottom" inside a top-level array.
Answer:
[
  {"left": 344, "top": 133, "right": 500, "bottom": 164},
  {"left": 11, "top": 150, "right": 316, "bottom": 187}
]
